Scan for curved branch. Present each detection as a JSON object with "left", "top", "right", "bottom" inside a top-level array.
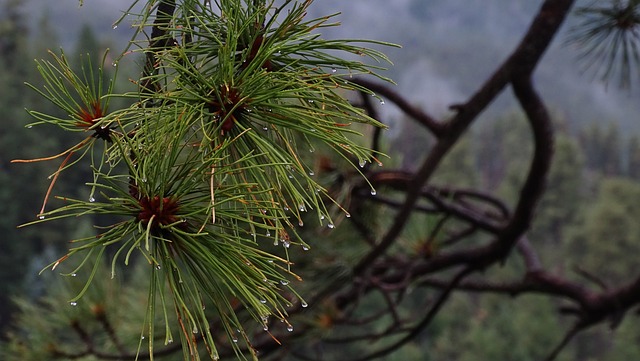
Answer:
[{"left": 351, "top": 0, "right": 575, "bottom": 277}]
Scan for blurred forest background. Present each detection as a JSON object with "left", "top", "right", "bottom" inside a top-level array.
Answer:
[{"left": 2, "top": 0, "right": 640, "bottom": 360}]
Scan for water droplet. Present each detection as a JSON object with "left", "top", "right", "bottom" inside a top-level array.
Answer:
[
  {"left": 331, "top": 68, "right": 337, "bottom": 73},
  {"left": 287, "top": 324, "right": 294, "bottom": 332},
  {"left": 302, "top": 245, "right": 309, "bottom": 251},
  {"left": 301, "top": 301, "right": 308, "bottom": 308},
  {"left": 71, "top": 273, "right": 77, "bottom": 277},
  {"left": 141, "top": 178, "right": 147, "bottom": 183},
  {"left": 112, "top": 24, "right": 118, "bottom": 30},
  {"left": 299, "top": 204, "right": 306, "bottom": 212},
  {"left": 345, "top": 213, "right": 351, "bottom": 218},
  {"left": 273, "top": 239, "right": 279, "bottom": 246},
  {"left": 370, "top": 189, "right": 377, "bottom": 196},
  {"left": 359, "top": 159, "right": 366, "bottom": 168},
  {"left": 283, "top": 241, "right": 290, "bottom": 248},
  {"left": 168, "top": 338, "right": 173, "bottom": 344},
  {"left": 89, "top": 197, "right": 95, "bottom": 203},
  {"left": 308, "top": 99, "right": 314, "bottom": 103},
  {"left": 192, "top": 326, "right": 198, "bottom": 334},
  {"left": 266, "top": 231, "right": 271, "bottom": 237},
  {"left": 260, "top": 298, "right": 267, "bottom": 304},
  {"left": 280, "top": 279, "right": 289, "bottom": 286},
  {"left": 328, "top": 223, "right": 335, "bottom": 229},
  {"left": 232, "top": 336, "right": 239, "bottom": 343},
  {"left": 38, "top": 215, "right": 45, "bottom": 220},
  {"left": 309, "top": 171, "right": 315, "bottom": 176},
  {"left": 141, "top": 335, "right": 145, "bottom": 340},
  {"left": 70, "top": 301, "right": 77, "bottom": 306},
  {"left": 288, "top": 174, "right": 293, "bottom": 179},
  {"left": 309, "top": 148, "right": 315, "bottom": 153},
  {"left": 156, "top": 264, "right": 161, "bottom": 270},
  {"left": 263, "top": 325, "right": 269, "bottom": 331},
  {"left": 26, "top": 125, "right": 32, "bottom": 129},
  {"left": 112, "top": 62, "right": 117, "bottom": 67},
  {"left": 284, "top": 206, "right": 289, "bottom": 211},
  {"left": 298, "top": 220, "right": 304, "bottom": 227},
  {"left": 320, "top": 215, "right": 325, "bottom": 220},
  {"left": 380, "top": 100, "right": 385, "bottom": 105},
  {"left": 263, "top": 126, "right": 268, "bottom": 131}
]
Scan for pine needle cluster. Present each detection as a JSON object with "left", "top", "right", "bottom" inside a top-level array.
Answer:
[
  {"left": 568, "top": 0, "right": 640, "bottom": 88},
  {"left": 15, "top": 0, "right": 395, "bottom": 359}
]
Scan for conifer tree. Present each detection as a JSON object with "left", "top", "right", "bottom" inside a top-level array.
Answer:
[{"left": 11, "top": 0, "right": 394, "bottom": 359}]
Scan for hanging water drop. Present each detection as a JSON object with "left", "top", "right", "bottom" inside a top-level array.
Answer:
[
  {"left": 26, "top": 125, "right": 32, "bottom": 129},
  {"left": 192, "top": 326, "right": 198, "bottom": 334},
  {"left": 309, "top": 171, "right": 315, "bottom": 176},
  {"left": 232, "top": 336, "right": 239, "bottom": 343},
  {"left": 112, "top": 24, "right": 118, "bottom": 30},
  {"left": 156, "top": 264, "right": 161, "bottom": 270},
  {"left": 89, "top": 197, "right": 95, "bottom": 203},
  {"left": 359, "top": 159, "right": 366, "bottom": 168},
  {"left": 168, "top": 338, "right": 173, "bottom": 344},
  {"left": 266, "top": 231, "right": 271, "bottom": 237},
  {"left": 280, "top": 279, "right": 289, "bottom": 286},
  {"left": 283, "top": 240, "right": 290, "bottom": 248},
  {"left": 273, "top": 239, "right": 279, "bottom": 246},
  {"left": 71, "top": 273, "right": 77, "bottom": 277},
  {"left": 287, "top": 324, "right": 294, "bottom": 332},
  {"left": 380, "top": 100, "right": 385, "bottom": 105},
  {"left": 299, "top": 204, "right": 306, "bottom": 212},
  {"left": 302, "top": 245, "right": 309, "bottom": 251},
  {"left": 260, "top": 298, "right": 267, "bottom": 304},
  {"left": 263, "top": 325, "right": 269, "bottom": 331},
  {"left": 345, "top": 213, "right": 351, "bottom": 218},
  {"left": 263, "top": 126, "right": 268, "bottom": 131},
  {"left": 70, "top": 301, "right": 77, "bottom": 306},
  {"left": 284, "top": 206, "right": 289, "bottom": 211},
  {"left": 331, "top": 68, "right": 337, "bottom": 73},
  {"left": 301, "top": 301, "right": 308, "bottom": 308},
  {"left": 370, "top": 189, "right": 377, "bottom": 196},
  {"left": 328, "top": 223, "right": 335, "bottom": 229},
  {"left": 299, "top": 220, "right": 304, "bottom": 227},
  {"left": 320, "top": 215, "right": 325, "bottom": 220},
  {"left": 38, "top": 215, "right": 45, "bottom": 220}
]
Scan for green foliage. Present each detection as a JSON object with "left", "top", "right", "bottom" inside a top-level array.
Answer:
[
  {"left": 11, "top": 0, "right": 395, "bottom": 359},
  {"left": 567, "top": 177, "right": 640, "bottom": 283}
]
